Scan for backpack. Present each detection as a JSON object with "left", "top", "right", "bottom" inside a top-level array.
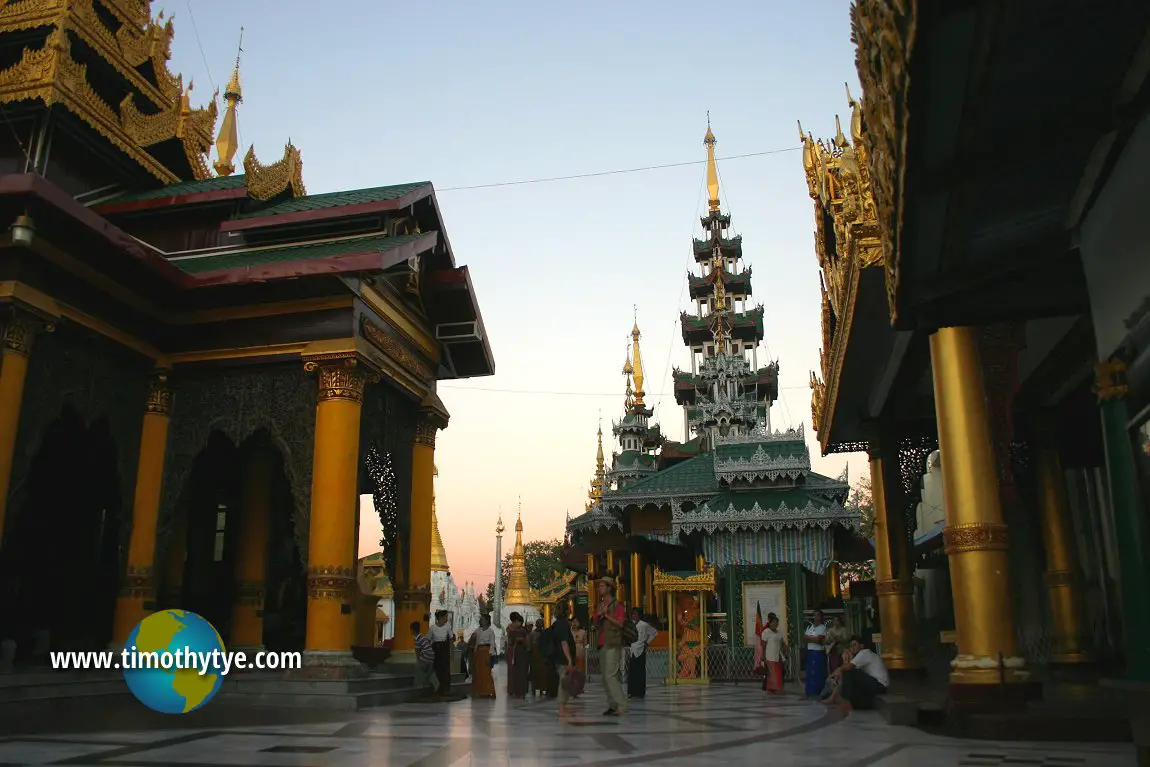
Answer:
[{"left": 621, "top": 618, "right": 639, "bottom": 645}]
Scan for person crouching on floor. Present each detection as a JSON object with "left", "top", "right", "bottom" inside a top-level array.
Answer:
[{"left": 823, "top": 635, "right": 889, "bottom": 713}]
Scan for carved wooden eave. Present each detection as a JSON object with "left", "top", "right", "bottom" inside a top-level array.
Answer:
[
  {"left": 652, "top": 566, "right": 718, "bottom": 593},
  {"left": 119, "top": 86, "right": 217, "bottom": 180},
  {"left": 0, "top": 0, "right": 182, "bottom": 109},
  {"left": 851, "top": 0, "right": 919, "bottom": 323},
  {"left": 244, "top": 143, "right": 307, "bottom": 201},
  {"left": 802, "top": 83, "right": 887, "bottom": 447},
  {"left": 0, "top": 27, "right": 180, "bottom": 183}
]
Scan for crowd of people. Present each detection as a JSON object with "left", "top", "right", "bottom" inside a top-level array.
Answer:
[{"left": 414, "top": 583, "right": 889, "bottom": 717}]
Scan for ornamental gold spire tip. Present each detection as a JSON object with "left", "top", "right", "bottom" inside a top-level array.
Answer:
[
  {"left": 630, "top": 310, "right": 646, "bottom": 408},
  {"left": 704, "top": 113, "right": 720, "bottom": 213},
  {"left": 213, "top": 27, "right": 244, "bottom": 177}
]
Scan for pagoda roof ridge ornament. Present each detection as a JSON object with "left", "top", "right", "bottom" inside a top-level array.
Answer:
[{"left": 704, "top": 114, "right": 721, "bottom": 213}]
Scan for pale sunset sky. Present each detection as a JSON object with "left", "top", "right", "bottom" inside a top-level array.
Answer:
[{"left": 162, "top": 0, "right": 868, "bottom": 589}]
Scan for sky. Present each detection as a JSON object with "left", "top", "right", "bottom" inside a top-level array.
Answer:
[{"left": 162, "top": 0, "right": 869, "bottom": 589}]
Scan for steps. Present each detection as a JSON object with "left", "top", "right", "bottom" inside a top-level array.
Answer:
[
  {"left": 0, "top": 670, "right": 132, "bottom": 714},
  {"left": 216, "top": 671, "right": 471, "bottom": 711}
]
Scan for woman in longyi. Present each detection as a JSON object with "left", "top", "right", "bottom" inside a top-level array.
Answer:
[{"left": 468, "top": 615, "right": 497, "bottom": 699}]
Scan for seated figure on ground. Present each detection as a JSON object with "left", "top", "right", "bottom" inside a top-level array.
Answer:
[{"left": 824, "top": 635, "right": 888, "bottom": 713}]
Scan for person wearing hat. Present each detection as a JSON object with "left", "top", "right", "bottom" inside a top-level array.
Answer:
[{"left": 595, "top": 575, "right": 628, "bottom": 715}]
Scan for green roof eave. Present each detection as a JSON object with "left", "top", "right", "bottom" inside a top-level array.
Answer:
[
  {"left": 170, "top": 231, "right": 431, "bottom": 278},
  {"left": 232, "top": 181, "right": 432, "bottom": 221},
  {"left": 95, "top": 175, "right": 249, "bottom": 213},
  {"left": 603, "top": 453, "right": 717, "bottom": 503}
]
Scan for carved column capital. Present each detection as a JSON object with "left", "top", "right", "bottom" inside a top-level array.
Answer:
[
  {"left": 306, "top": 566, "right": 356, "bottom": 601},
  {"left": 145, "top": 370, "right": 173, "bottom": 416},
  {"left": 1, "top": 311, "right": 53, "bottom": 357},
  {"left": 304, "top": 357, "right": 379, "bottom": 404},
  {"left": 118, "top": 565, "right": 155, "bottom": 599}
]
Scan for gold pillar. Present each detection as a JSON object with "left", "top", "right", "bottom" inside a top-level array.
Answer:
[
  {"left": 666, "top": 590, "right": 676, "bottom": 685},
  {"left": 695, "top": 553, "right": 705, "bottom": 571},
  {"left": 630, "top": 552, "right": 642, "bottom": 609},
  {"left": 930, "top": 326, "right": 1025, "bottom": 685},
  {"left": 586, "top": 553, "right": 597, "bottom": 617},
  {"left": 0, "top": 314, "right": 47, "bottom": 542},
  {"left": 230, "top": 445, "right": 274, "bottom": 649},
  {"left": 543, "top": 603, "right": 552, "bottom": 625},
  {"left": 868, "top": 437, "right": 922, "bottom": 671},
  {"left": 303, "top": 359, "right": 368, "bottom": 652},
  {"left": 606, "top": 550, "right": 615, "bottom": 576},
  {"left": 112, "top": 371, "right": 172, "bottom": 644},
  {"left": 1034, "top": 424, "right": 1093, "bottom": 664},
  {"left": 645, "top": 564, "right": 655, "bottom": 617},
  {"left": 393, "top": 400, "right": 448, "bottom": 654},
  {"left": 828, "top": 562, "right": 842, "bottom": 600}
]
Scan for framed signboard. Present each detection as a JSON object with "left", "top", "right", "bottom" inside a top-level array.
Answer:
[{"left": 739, "top": 580, "right": 787, "bottom": 648}]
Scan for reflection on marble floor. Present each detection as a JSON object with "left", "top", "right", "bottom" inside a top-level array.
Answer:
[{"left": 0, "top": 667, "right": 1136, "bottom": 766}]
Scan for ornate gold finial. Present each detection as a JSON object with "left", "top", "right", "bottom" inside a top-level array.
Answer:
[
  {"left": 495, "top": 509, "right": 505, "bottom": 535},
  {"left": 622, "top": 341, "right": 634, "bottom": 411},
  {"left": 505, "top": 499, "right": 532, "bottom": 604},
  {"left": 214, "top": 28, "right": 244, "bottom": 177},
  {"left": 430, "top": 498, "right": 450, "bottom": 572},
  {"left": 704, "top": 113, "right": 720, "bottom": 212},
  {"left": 631, "top": 309, "right": 646, "bottom": 409},
  {"left": 586, "top": 419, "right": 607, "bottom": 510}
]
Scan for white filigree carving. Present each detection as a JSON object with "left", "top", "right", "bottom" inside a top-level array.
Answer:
[{"left": 672, "top": 499, "right": 860, "bottom": 535}]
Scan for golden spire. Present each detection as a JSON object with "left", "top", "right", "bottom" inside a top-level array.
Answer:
[
  {"left": 704, "top": 112, "right": 720, "bottom": 213},
  {"left": 631, "top": 307, "right": 646, "bottom": 408},
  {"left": 430, "top": 492, "right": 449, "bottom": 573},
  {"left": 214, "top": 28, "right": 244, "bottom": 177},
  {"left": 622, "top": 341, "right": 634, "bottom": 412},
  {"left": 505, "top": 500, "right": 532, "bottom": 604},
  {"left": 586, "top": 419, "right": 607, "bottom": 510}
]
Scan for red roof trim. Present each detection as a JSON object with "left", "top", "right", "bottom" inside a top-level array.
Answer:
[
  {"left": 0, "top": 173, "right": 195, "bottom": 288},
  {"left": 219, "top": 186, "right": 432, "bottom": 233},
  {"left": 93, "top": 186, "right": 249, "bottom": 215},
  {"left": 425, "top": 266, "right": 469, "bottom": 286}
]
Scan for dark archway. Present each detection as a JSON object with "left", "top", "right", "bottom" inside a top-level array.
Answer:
[
  {"left": 0, "top": 405, "right": 122, "bottom": 652},
  {"left": 178, "top": 431, "right": 240, "bottom": 635}
]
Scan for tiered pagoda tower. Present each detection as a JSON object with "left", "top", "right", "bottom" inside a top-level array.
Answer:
[
  {"left": 568, "top": 121, "right": 859, "bottom": 669},
  {"left": 585, "top": 423, "right": 607, "bottom": 511},
  {"left": 500, "top": 505, "right": 540, "bottom": 626},
  {"left": 606, "top": 318, "right": 665, "bottom": 489}
]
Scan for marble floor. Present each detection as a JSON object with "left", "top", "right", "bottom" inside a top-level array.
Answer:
[{"left": 0, "top": 668, "right": 1137, "bottom": 766}]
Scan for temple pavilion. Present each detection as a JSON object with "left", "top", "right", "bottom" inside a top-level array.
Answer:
[
  {"left": 801, "top": 0, "right": 1150, "bottom": 717},
  {"left": 567, "top": 122, "right": 860, "bottom": 677},
  {"left": 0, "top": 2, "right": 493, "bottom": 677}
]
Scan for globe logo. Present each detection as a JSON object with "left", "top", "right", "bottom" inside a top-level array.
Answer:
[{"left": 122, "top": 609, "right": 228, "bottom": 714}]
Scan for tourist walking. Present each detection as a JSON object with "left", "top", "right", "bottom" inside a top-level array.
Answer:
[
  {"left": 802, "top": 609, "right": 828, "bottom": 700},
  {"left": 429, "top": 610, "right": 453, "bottom": 696},
  {"left": 595, "top": 575, "right": 628, "bottom": 715},
  {"left": 760, "top": 614, "right": 786, "bottom": 694},
  {"left": 825, "top": 615, "right": 849, "bottom": 674},
  {"left": 469, "top": 614, "right": 497, "bottom": 699},
  {"left": 505, "top": 612, "right": 530, "bottom": 699},
  {"left": 627, "top": 610, "right": 658, "bottom": 699},
  {"left": 550, "top": 607, "right": 577, "bottom": 717}
]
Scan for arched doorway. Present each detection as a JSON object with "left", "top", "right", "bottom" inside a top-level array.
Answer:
[
  {"left": 160, "top": 430, "right": 305, "bottom": 650},
  {"left": 0, "top": 405, "right": 123, "bottom": 652}
]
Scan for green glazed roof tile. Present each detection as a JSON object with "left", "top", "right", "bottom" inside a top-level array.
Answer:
[
  {"left": 105, "top": 174, "right": 249, "bottom": 204},
  {"left": 236, "top": 181, "right": 431, "bottom": 219},
  {"left": 172, "top": 232, "right": 425, "bottom": 275},
  {"left": 611, "top": 453, "right": 716, "bottom": 497}
]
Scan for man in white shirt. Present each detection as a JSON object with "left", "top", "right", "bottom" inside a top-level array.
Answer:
[
  {"left": 825, "top": 635, "right": 889, "bottom": 713},
  {"left": 802, "top": 609, "right": 829, "bottom": 700},
  {"left": 429, "top": 610, "right": 454, "bottom": 696},
  {"left": 627, "top": 610, "right": 659, "bottom": 699}
]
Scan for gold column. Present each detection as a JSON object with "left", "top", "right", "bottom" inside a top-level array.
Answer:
[
  {"left": 393, "top": 399, "right": 449, "bottom": 654},
  {"left": 303, "top": 359, "right": 368, "bottom": 652},
  {"left": 868, "top": 437, "right": 922, "bottom": 671},
  {"left": 630, "top": 552, "right": 642, "bottom": 609},
  {"left": 543, "top": 603, "right": 552, "bottom": 625},
  {"left": 645, "top": 564, "right": 655, "bottom": 617},
  {"left": 695, "top": 553, "right": 705, "bottom": 571},
  {"left": 828, "top": 562, "right": 842, "bottom": 600},
  {"left": 0, "top": 314, "right": 48, "bottom": 542},
  {"left": 606, "top": 550, "right": 616, "bottom": 576},
  {"left": 666, "top": 590, "right": 677, "bottom": 685},
  {"left": 586, "top": 553, "right": 597, "bottom": 617},
  {"left": 930, "top": 326, "right": 1025, "bottom": 685},
  {"left": 112, "top": 371, "right": 172, "bottom": 644},
  {"left": 230, "top": 445, "right": 274, "bottom": 650},
  {"left": 1034, "top": 423, "right": 1092, "bottom": 664}
]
